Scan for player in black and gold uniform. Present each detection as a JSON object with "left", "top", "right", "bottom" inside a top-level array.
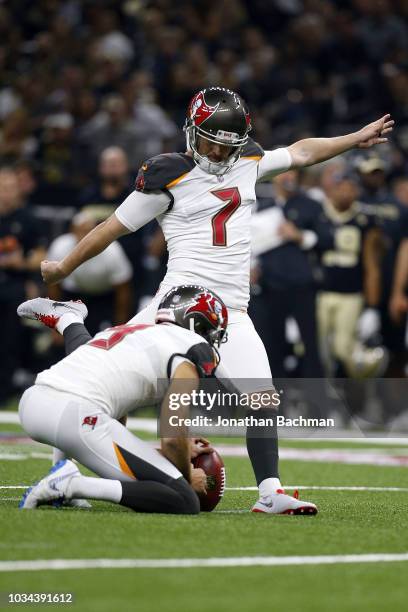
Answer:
[{"left": 317, "top": 172, "right": 386, "bottom": 377}]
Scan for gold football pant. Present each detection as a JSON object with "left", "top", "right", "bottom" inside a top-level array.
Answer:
[{"left": 317, "top": 291, "right": 363, "bottom": 377}]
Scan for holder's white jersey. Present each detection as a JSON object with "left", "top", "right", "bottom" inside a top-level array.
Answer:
[
  {"left": 115, "top": 139, "right": 292, "bottom": 310},
  {"left": 35, "top": 323, "right": 214, "bottom": 420}
]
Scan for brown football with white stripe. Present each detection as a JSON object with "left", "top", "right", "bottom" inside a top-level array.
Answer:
[{"left": 193, "top": 450, "right": 225, "bottom": 512}]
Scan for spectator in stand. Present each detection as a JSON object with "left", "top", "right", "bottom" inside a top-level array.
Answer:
[
  {"left": 34, "top": 113, "right": 82, "bottom": 206},
  {"left": 79, "top": 146, "right": 131, "bottom": 210},
  {"left": 356, "top": 0, "right": 408, "bottom": 65},
  {"left": 14, "top": 160, "right": 41, "bottom": 207},
  {"left": 121, "top": 70, "right": 179, "bottom": 157},
  {"left": 46, "top": 211, "right": 133, "bottom": 336},
  {"left": 0, "top": 167, "right": 47, "bottom": 406},
  {"left": 356, "top": 155, "right": 395, "bottom": 204},
  {"left": 82, "top": 94, "right": 176, "bottom": 172},
  {"left": 79, "top": 94, "right": 153, "bottom": 170},
  {"left": 0, "top": 109, "right": 37, "bottom": 164}
]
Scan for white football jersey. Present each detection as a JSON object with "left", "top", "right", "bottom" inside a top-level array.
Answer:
[
  {"left": 36, "top": 323, "right": 213, "bottom": 420},
  {"left": 116, "top": 139, "right": 291, "bottom": 310}
]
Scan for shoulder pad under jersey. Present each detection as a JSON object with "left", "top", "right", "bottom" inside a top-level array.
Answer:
[
  {"left": 241, "top": 138, "right": 264, "bottom": 159},
  {"left": 135, "top": 153, "right": 195, "bottom": 193},
  {"left": 185, "top": 343, "right": 218, "bottom": 378}
]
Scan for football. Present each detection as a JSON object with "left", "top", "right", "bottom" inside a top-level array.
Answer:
[{"left": 192, "top": 449, "right": 226, "bottom": 512}]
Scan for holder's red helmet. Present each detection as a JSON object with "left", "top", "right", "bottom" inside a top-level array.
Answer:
[{"left": 156, "top": 285, "right": 228, "bottom": 347}]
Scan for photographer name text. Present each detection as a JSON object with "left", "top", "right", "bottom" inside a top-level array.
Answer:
[{"left": 167, "top": 415, "right": 335, "bottom": 428}]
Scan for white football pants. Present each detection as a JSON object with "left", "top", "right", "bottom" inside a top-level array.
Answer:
[{"left": 19, "top": 385, "right": 182, "bottom": 482}]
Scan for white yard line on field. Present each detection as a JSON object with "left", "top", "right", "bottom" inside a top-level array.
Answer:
[
  {"left": 0, "top": 553, "right": 408, "bottom": 572},
  {"left": 0, "top": 452, "right": 52, "bottom": 460}
]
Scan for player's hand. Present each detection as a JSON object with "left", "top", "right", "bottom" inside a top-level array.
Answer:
[
  {"left": 278, "top": 221, "right": 302, "bottom": 244},
  {"left": 389, "top": 292, "right": 408, "bottom": 324},
  {"left": 357, "top": 308, "right": 381, "bottom": 342},
  {"left": 190, "top": 437, "right": 214, "bottom": 459},
  {"left": 355, "top": 114, "right": 394, "bottom": 149},
  {"left": 40, "top": 260, "right": 66, "bottom": 285},
  {"left": 190, "top": 467, "right": 207, "bottom": 495}
]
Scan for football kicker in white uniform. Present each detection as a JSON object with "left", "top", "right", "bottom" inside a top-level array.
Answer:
[{"left": 40, "top": 87, "right": 394, "bottom": 512}]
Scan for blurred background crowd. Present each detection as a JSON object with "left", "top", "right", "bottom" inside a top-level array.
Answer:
[{"left": 1, "top": 0, "right": 408, "bottom": 426}]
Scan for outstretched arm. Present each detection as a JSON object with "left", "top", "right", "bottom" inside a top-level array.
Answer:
[
  {"left": 288, "top": 115, "right": 394, "bottom": 168},
  {"left": 41, "top": 189, "right": 170, "bottom": 285}
]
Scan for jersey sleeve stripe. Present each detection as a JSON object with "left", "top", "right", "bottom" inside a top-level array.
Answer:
[{"left": 241, "top": 155, "right": 262, "bottom": 161}]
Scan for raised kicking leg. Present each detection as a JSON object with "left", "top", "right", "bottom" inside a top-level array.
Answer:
[
  {"left": 17, "top": 297, "right": 91, "bottom": 353},
  {"left": 18, "top": 298, "right": 94, "bottom": 507},
  {"left": 18, "top": 298, "right": 91, "bottom": 447}
]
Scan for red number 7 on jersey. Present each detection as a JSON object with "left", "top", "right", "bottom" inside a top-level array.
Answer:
[
  {"left": 88, "top": 324, "right": 151, "bottom": 350},
  {"left": 211, "top": 187, "right": 241, "bottom": 247}
]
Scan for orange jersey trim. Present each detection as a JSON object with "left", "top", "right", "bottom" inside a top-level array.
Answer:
[
  {"left": 241, "top": 155, "right": 262, "bottom": 161},
  {"left": 166, "top": 172, "right": 189, "bottom": 188}
]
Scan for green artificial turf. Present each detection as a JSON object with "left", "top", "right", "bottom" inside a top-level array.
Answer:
[{"left": 0, "top": 435, "right": 407, "bottom": 612}]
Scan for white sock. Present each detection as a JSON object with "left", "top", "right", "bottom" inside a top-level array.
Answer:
[
  {"left": 68, "top": 476, "right": 122, "bottom": 503},
  {"left": 56, "top": 313, "right": 83, "bottom": 335},
  {"left": 259, "top": 477, "right": 283, "bottom": 498},
  {"left": 53, "top": 448, "right": 67, "bottom": 464}
]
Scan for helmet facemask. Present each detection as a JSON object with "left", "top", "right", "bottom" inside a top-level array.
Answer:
[
  {"left": 185, "top": 312, "right": 228, "bottom": 348},
  {"left": 185, "top": 123, "right": 248, "bottom": 176},
  {"left": 206, "top": 323, "right": 228, "bottom": 348}
]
